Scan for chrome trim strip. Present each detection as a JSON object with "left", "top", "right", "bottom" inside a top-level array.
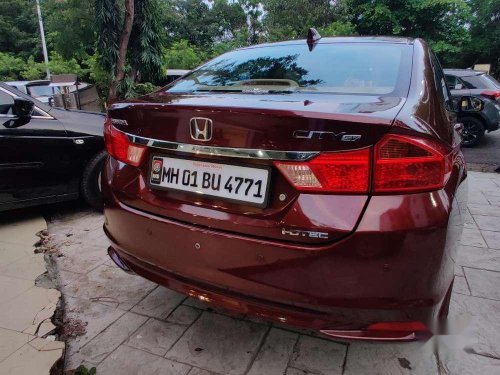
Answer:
[{"left": 126, "top": 133, "right": 318, "bottom": 161}]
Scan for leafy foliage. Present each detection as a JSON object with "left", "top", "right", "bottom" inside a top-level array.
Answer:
[
  {"left": 0, "top": 0, "right": 40, "bottom": 59},
  {"left": 164, "top": 0, "right": 246, "bottom": 49},
  {"left": 262, "top": 0, "right": 334, "bottom": 41},
  {"left": 44, "top": 0, "right": 95, "bottom": 60},
  {"left": 163, "top": 40, "right": 205, "bottom": 70},
  {"left": 464, "top": 0, "right": 500, "bottom": 75},
  {"left": 335, "top": 0, "right": 472, "bottom": 66},
  {"left": 128, "top": 0, "right": 165, "bottom": 82},
  {"left": 0, "top": 53, "right": 25, "bottom": 81}
]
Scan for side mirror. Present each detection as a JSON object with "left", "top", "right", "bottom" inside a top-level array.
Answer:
[
  {"left": 454, "top": 83, "right": 463, "bottom": 90},
  {"left": 457, "top": 96, "right": 484, "bottom": 113},
  {"left": 3, "top": 97, "right": 34, "bottom": 128},
  {"left": 48, "top": 97, "right": 54, "bottom": 107}
]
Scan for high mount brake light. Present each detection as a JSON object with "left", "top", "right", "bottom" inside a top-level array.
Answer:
[
  {"left": 275, "top": 134, "right": 451, "bottom": 194},
  {"left": 103, "top": 117, "right": 146, "bottom": 167}
]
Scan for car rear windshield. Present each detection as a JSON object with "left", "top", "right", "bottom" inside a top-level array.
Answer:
[
  {"left": 166, "top": 43, "right": 412, "bottom": 96},
  {"left": 462, "top": 74, "right": 500, "bottom": 90}
]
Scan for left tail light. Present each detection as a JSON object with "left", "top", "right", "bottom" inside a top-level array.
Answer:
[{"left": 103, "top": 117, "right": 146, "bottom": 167}]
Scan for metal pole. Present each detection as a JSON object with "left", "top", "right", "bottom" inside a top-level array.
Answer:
[{"left": 35, "top": 0, "right": 50, "bottom": 79}]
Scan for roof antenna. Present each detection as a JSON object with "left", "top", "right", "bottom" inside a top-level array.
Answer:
[{"left": 307, "top": 28, "right": 321, "bottom": 51}]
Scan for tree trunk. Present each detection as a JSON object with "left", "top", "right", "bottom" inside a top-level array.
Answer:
[{"left": 107, "top": 0, "right": 135, "bottom": 104}]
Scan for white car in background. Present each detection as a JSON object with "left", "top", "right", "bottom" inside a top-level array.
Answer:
[{"left": 5, "top": 80, "right": 58, "bottom": 104}]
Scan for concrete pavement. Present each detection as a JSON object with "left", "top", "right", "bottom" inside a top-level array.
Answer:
[
  {"left": 463, "top": 127, "right": 500, "bottom": 172},
  {"left": 44, "top": 171, "right": 500, "bottom": 374},
  {"left": 0, "top": 214, "right": 64, "bottom": 374}
]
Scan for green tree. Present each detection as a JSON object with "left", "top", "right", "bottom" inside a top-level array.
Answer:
[
  {"left": 19, "top": 52, "right": 87, "bottom": 80},
  {"left": 164, "top": 40, "right": 204, "bottom": 69},
  {"left": 0, "top": 0, "right": 40, "bottom": 60},
  {"left": 464, "top": 0, "right": 499, "bottom": 75},
  {"left": 128, "top": 0, "right": 165, "bottom": 83},
  {"left": 262, "top": 0, "right": 334, "bottom": 41},
  {"left": 163, "top": 0, "right": 246, "bottom": 49},
  {"left": 239, "top": 0, "right": 264, "bottom": 45},
  {"left": 95, "top": 0, "right": 165, "bottom": 102},
  {"left": 317, "top": 21, "right": 357, "bottom": 37},
  {"left": 0, "top": 53, "right": 26, "bottom": 81},
  {"left": 43, "top": 0, "right": 95, "bottom": 60},
  {"left": 334, "top": 0, "right": 472, "bottom": 66}
]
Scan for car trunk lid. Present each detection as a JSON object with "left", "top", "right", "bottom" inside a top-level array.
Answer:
[{"left": 107, "top": 92, "right": 405, "bottom": 244}]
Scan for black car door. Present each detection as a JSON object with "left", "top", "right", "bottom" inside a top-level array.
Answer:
[{"left": 0, "top": 87, "right": 78, "bottom": 208}]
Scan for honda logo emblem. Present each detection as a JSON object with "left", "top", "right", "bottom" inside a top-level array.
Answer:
[{"left": 190, "top": 117, "right": 213, "bottom": 141}]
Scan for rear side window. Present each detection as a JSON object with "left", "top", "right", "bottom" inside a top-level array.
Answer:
[
  {"left": 166, "top": 43, "right": 412, "bottom": 96},
  {"left": 431, "top": 54, "right": 453, "bottom": 110},
  {"left": 461, "top": 74, "right": 499, "bottom": 90}
]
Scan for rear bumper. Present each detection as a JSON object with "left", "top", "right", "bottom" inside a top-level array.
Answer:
[{"left": 103, "top": 175, "right": 463, "bottom": 339}]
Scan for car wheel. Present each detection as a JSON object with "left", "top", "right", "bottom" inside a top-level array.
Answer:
[
  {"left": 81, "top": 151, "right": 108, "bottom": 211},
  {"left": 461, "top": 116, "right": 485, "bottom": 147}
]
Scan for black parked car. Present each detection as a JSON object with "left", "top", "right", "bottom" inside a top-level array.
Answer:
[
  {"left": 0, "top": 82, "right": 106, "bottom": 211},
  {"left": 444, "top": 69, "right": 500, "bottom": 146}
]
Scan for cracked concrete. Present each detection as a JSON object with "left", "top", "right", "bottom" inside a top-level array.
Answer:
[
  {"left": 48, "top": 171, "right": 500, "bottom": 374},
  {"left": 0, "top": 214, "right": 65, "bottom": 374}
]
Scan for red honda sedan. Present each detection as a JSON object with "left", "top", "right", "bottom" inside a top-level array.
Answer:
[{"left": 102, "top": 35, "right": 468, "bottom": 341}]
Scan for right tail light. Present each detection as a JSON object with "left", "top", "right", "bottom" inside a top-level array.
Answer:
[
  {"left": 373, "top": 134, "right": 452, "bottom": 193},
  {"left": 275, "top": 134, "right": 452, "bottom": 195}
]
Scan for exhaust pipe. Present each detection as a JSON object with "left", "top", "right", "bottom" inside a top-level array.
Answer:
[{"left": 107, "top": 247, "right": 134, "bottom": 274}]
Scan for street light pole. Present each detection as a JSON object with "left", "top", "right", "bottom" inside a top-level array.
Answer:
[{"left": 35, "top": 0, "right": 50, "bottom": 79}]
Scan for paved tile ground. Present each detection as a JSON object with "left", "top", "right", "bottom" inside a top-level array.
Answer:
[
  {"left": 46, "top": 171, "right": 500, "bottom": 375},
  {"left": 0, "top": 214, "right": 64, "bottom": 374}
]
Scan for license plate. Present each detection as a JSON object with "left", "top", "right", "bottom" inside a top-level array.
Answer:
[{"left": 149, "top": 156, "right": 270, "bottom": 206}]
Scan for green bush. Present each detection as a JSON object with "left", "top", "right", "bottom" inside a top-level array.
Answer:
[
  {"left": 163, "top": 40, "right": 205, "bottom": 70},
  {"left": 0, "top": 52, "right": 25, "bottom": 81}
]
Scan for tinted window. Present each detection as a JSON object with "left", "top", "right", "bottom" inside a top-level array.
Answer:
[
  {"left": 431, "top": 54, "right": 452, "bottom": 110},
  {"left": 27, "top": 85, "right": 58, "bottom": 97},
  {"left": 445, "top": 75, "right": 457, "bottom": 89},
  {"left": 461, "top": 74, "right": 500, "bottom": 90},
  {"left": 167, "top": 43, "right": 412, "bottom": 96},
  {"left": 0, "top": 90, "right": 14, "bottom": 115}
]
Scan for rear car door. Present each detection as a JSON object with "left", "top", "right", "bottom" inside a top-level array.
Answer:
[{"left": 0, "top": 86, "right": 78, "bottom": 208}]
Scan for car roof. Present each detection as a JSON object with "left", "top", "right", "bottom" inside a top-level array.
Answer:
[
  {"left": 443, "top": 69, "right": 485, "bottom": 77},
  {"left": 238, "top": 36, "right": 415, "bottom": 51}
]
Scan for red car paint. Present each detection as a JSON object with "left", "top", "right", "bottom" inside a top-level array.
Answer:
[{"left": 102, "top": 37, "right": 467, "bottom": 341}]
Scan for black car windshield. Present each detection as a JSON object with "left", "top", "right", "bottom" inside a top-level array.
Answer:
[
  {"left": 462, "top": 74, "right": 500, "bottom": 90},
  {"left": 166, "top": 43, "right": 412, "bottom": 96}
]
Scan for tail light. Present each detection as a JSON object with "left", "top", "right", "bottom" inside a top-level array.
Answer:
[
  {"left": 481, "top": 90, "right": 500, "bottom": 101},
  {"left": 103, "top": 117, "right": 146, "bottom": 166},
  {"left": 275, "top": 148, "right": 370, "bottom": 193},
  {"left": 373, "top": 134, "right": 451, "bottom": 193},
  {"left": 275, "top": 134, "right": 451, "bottom": 194}
]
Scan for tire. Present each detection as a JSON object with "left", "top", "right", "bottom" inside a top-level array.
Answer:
[
  {"left": 81, "top": 151, "right": 107, "bottom": 211},
  {"left": 461, "top": 116, "right": 485, "bottom": 147}
]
